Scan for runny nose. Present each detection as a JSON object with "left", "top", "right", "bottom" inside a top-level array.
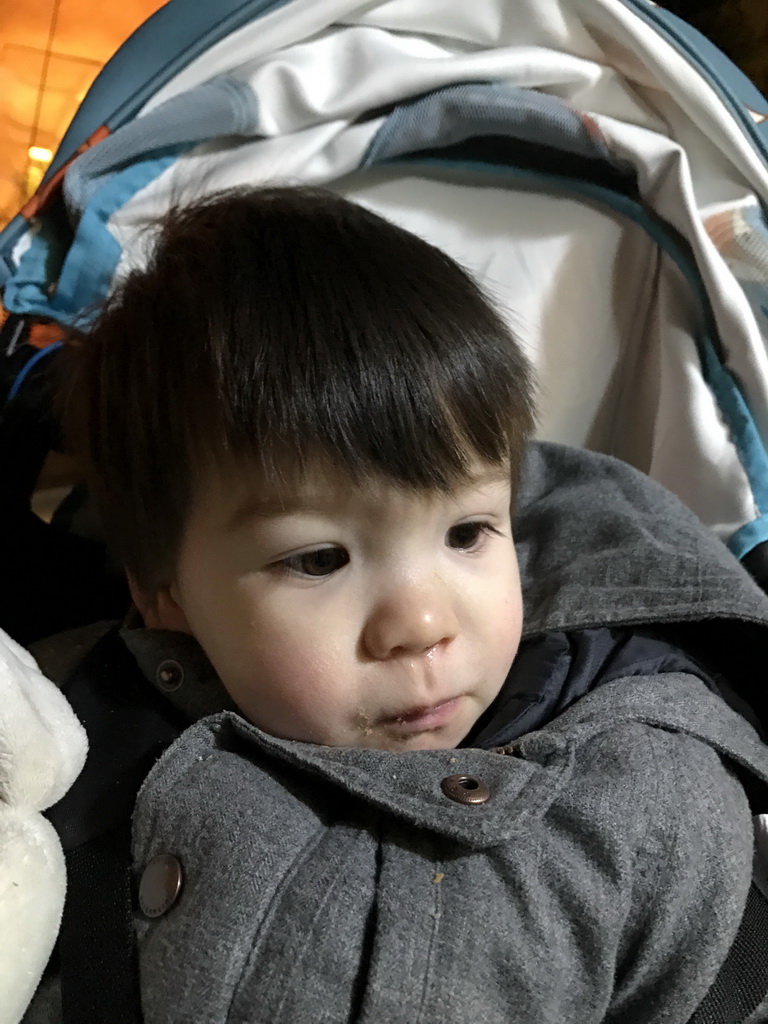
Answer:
[{"left": 362, "top": 587, "right": 459, "bottom": 661}]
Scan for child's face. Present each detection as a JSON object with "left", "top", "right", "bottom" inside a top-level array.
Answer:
[{"left": 149, "top": 458, "right": 523, "bottom": 750}]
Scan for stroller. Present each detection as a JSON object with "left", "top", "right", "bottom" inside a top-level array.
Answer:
[{"left": 2, "top": 0, "right": 768, "bottom": 1021}]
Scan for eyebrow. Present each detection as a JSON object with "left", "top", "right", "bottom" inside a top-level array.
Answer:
[
  {"left": 465, "top": 467, "right": 511, "bottom": 486},
  {"left": 226, "top": 465, "right": 511, "bottom": 530},
  {"left": 227, "top": 494, "right": 336, "bottom": 530}
]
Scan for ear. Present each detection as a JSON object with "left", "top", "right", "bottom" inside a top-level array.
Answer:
[{"left": 127, "top": 575, "right": 191, "bottom": 633}]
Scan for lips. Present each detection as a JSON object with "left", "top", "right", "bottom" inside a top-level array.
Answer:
[{"left": 384, "top": 696, "right": 463, "bottom": 733}]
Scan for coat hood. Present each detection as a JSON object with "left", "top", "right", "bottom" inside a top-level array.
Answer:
[{"left": 515, "top": 443, "right": 768, "bottom": 637}]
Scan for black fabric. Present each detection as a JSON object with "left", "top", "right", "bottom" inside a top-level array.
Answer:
[
  {"left": 0, "top": 507, "right": 130, "bottom": 647},
  {"left": 689, "top": 883, "right": 768, "bottom": 1024},
  {"left": 0, "top": 312, "right": 31, "bottom": 363},
  {"left": 0, "top": 336, "right": 131, "bottom": 646},
  {"left": 464, "top": 626, "right": 721, "bottom": 749},
  {"left": 669, "top": 618, "right": 768, "bottom": 761},
  {"left": 48, "top": 627, "right": 186, "bottom": 849},
  {"left": 0, "top": 339, "right": 53, "bottom": 509},
  {"left": 411, "top": 135, "right": 641, "bottom": 204},
  {"left": 48, "top": 629, "right": 186, "bottom": 1024},
  {"left": 743, "top": 541, "right": 768, "bottom": 597},
  {"left": 60, "top": 825, "right": 144, "bottom": 1024}
]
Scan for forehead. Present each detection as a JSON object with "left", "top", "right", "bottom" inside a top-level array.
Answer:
[{"left": 190, "top": 454, "right": 511, "bottom": 528}]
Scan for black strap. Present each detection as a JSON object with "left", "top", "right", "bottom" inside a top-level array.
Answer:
[
  {"left": 59, "top": 824, "right": 144, "bottom": 1024},
  {"left": 689, "top": 882, "right": 768, "bottom": 1024}
]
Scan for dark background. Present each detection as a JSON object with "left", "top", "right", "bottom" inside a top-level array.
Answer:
[{"left": 665, "top": 0, "right": 768, "bottom": 94}]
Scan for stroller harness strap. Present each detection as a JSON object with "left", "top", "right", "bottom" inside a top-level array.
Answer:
[
  {"left": 689, "top": 882, "right": 768, "bottom": 1024},
  {"left": 60, "top": 827, "right": 143, "bottom": 1024}
]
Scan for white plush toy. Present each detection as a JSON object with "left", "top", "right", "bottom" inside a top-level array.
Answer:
[{"left": 0, "top": 627, "right": 87, "bottom": 1024}]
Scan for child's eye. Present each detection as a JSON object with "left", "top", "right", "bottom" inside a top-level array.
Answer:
[
  {"left": 446, "top": 521, "right": 500, "bottom": 551},
  {"left": 278, "top": 546, "right": 350, "bottom": 577}
]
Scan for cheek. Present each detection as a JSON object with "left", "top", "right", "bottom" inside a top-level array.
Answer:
[
  {"left": 486, "top": 593, "right": 522, "bottom": 664},
  {"left": 172, "top": 541, "right": 355, "bottom": 740},
  {"left": 245, "top": 630, "right": 343, "bottom": 701},
  {"left": 198, "top": 589, "right": 351, "bottom": 730},
  {"left": 479, "top": 559, "right": 524, "bottom": 664}
]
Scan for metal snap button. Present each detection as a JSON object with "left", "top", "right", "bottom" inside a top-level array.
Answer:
[
  {"left": 440, "top": 774, "right": 491, "bottom": 805},
  {"left": 139, "top": 853, "right": 184, "bottom": 918},
  {"left": 492, "top": 744, "right": 519, "bottom": 756},
  {"left": 156, "top": 659, "right": 184, "bottom": 692}
]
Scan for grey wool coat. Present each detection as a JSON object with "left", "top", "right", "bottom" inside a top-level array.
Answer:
[
  {"left": 129, "top": 443, "right": 768, "bottom": 1024},
  {"left": 23, "top": 443, "right": 768, "bottom": 1024}
]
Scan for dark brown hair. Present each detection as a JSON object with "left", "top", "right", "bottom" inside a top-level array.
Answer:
[{"left": 62, "top": 186, "right": 536, "bottom": 590}]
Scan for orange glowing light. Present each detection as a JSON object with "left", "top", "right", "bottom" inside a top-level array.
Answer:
[
  {"left": 28, "top": 146, "right": 53, "bottom": 163},
  {"left": 1, "top": 1, "right": 168, "bottom": 229}
]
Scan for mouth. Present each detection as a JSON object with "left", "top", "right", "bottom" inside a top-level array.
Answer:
[{"left": 383, "top": 696, "right": 463, "bottom": 734}]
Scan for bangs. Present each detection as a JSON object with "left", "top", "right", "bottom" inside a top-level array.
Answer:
[
  {"left": 201, "top": 287, "right": 532, "bottom": 493},
  {"left": 178, "top": 189, "right": 535, "bottom": 492}
]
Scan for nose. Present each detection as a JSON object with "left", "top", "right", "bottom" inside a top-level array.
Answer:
[{"left": 361, "top": 579, "right": 459, "bottom": 661}]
